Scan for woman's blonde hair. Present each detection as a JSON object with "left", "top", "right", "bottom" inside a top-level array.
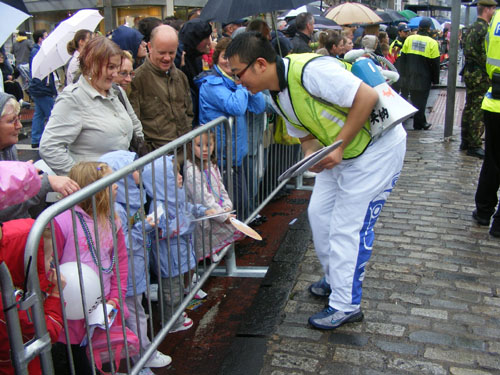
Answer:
[
  {"left": 68, "top": 162, "right": 113, "bottom": 225},
  {"left": 1, "top": 98, "right": 20, "bottom": 117}
]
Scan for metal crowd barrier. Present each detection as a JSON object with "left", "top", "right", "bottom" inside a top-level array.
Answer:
[{"left": 3, "top": 114, "right": 302, "bottom": 374}]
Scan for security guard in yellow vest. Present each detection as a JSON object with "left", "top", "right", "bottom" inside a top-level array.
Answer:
[
  {"left": 390, "top": 23, "right": 411, "bottom": 98},
  {"left": 400, "top": 17, "right": 440, "bottom": 130},
  {"left": 225, "top": 32, "right": 407, "bottom": 330},
  {"left": 473, "top": 7, "right": 500, "bottom": 237}
]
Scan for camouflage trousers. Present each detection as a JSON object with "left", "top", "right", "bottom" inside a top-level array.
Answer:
[{"left": 460, "top": 70, "right": 489, "bottom": 149}]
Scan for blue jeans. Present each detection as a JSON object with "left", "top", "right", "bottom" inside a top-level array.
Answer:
[{"left": 31, "top": 95, "right": 55, "bottom": 144}]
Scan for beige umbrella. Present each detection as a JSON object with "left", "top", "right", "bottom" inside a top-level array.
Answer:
[{"left": 324, "top": 2, "right": 382, "bottom": 25}]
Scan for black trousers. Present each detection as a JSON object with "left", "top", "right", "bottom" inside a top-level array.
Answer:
[
  {"left": 475, "top": 110, "right": 500, "bottom": 228},
  {"left": 409, "top": 89, "right": 430, "bottom": 129}
]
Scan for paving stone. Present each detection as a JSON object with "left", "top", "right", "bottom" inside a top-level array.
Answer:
[
  {"left": 445, "top": 290, "right": 482, "bottom": 303},
  {"left": 328, "top": 332, "right": 369, "bottom": 347},
  {"left": 275, "top": 325, "right": 323, "bottom": 341},
  {"left": 424, "top": 348, "right": 477, "bottom": 365},
  {"left": 425, "top": 261, "right": 460, "bottom": 272},
  {"left": 332, "top": 348, "right": 387, "bottom": 369},
  {"left": 278, "top": 338, "right": 329, "bottom": 358},
  {"left": 455, "top": 281, "right": 492, "bottom": 294},
  {"left": 374, "top": 340, "right": 420, "bottom": 355},
  {"left": 270, "top": 352, "right": 319, "bottom": 372},
  {"left": 376, "top": 302, "right": 407, "bottom": 314},
  {"left": 365, "top": 322, "right": 405, "bottom": 337},
  {"left": 488, "top": 341, "right": 500, "bottom": 354},
  {"left": 389, "top": 314, "right": 431, "bottom": 328},
  {"left": 411, "top": 308, "right": 448, "bottom": 320},
  {"left": 429, "top": 298, "right": 469, "bottom": 310},
  {"left": 387, "top": 358, "right": 446, "bottom": 375},
  {"left": 389, "top": 292, "right": 423, "bottom": 305},
  {"left": 450, "top": 368, "right": 494, "bottom": 375},
  {"left": 415, "top": 287, "right": 438, "bottom": 296},
  {"left": 452, "top": 313, "right": 486, "bottom": 325},
  {"left": 409, "top": 330, "right": 454, "bottom": 346}
]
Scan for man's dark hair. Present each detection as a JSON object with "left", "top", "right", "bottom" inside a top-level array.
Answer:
[
  {"left": 18, "top": 30, "right": 27, "bottom": 37},
  {"left": 295, "top": 12, "right": 314, "bottom": 32},
  {"left": 33, "top": 29, "right": 46, "bottom": 44},
  {"left": 138, "top": 17, "right": 162, "bottom": 43},
  {"left": 225, "top": 31, "right": 277, "bottom": 64}
]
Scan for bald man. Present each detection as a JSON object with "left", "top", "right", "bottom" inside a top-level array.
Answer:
[{"left": 129, "top": 25, "right": 194, "bottom": 151}]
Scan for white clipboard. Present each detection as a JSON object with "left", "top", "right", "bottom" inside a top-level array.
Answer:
[
  {"left": 191, "top": 210, "right": 236, "bottom": 222},
  {"left": 278, "top": 140, "right": 343, "bottom": 182}
]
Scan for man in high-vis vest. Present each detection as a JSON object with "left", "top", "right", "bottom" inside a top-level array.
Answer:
[
  {"left": 226, "top": 32, "right": 406, "bottom": 330},
  {"left": 400, "top": 17, "right": 440, "bottom": 130},
  {"left": 472, "top": 8, "right": 500, "bottom": 238}
]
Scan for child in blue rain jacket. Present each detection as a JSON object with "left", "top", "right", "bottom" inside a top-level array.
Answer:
[
  {"left": 98, "top": 150, "right": 172, "bottom": 369},
  {"left": 142, "top": 155, "right": 214, "bottom": 332}
]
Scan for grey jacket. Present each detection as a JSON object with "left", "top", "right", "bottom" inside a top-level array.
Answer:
[{"left": 40, "top": 75, "right": 143, "bottom": 175}]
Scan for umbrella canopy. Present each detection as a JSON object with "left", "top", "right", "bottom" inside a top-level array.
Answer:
[
  {"left": 200, "top": 0, "right": 316, "bottom": 23},
  {"left": 31, "top": 9, "right": 103, "bottom": 80},
  {"left": 376, "top": 9, "right": 407, "bottom": 24},
  {"left": 323, "top": 3, "right": 383, "bottom": 26},
  {"left": 407, "top": 16, "right": 441, "bottom": 30},
  {"left": 279, "top": 4, "right": 322, "bottom": 19},
  {"left": 314, "top": 15, "right": 341, "bottom": 30},
  {"left": 1, "top": 0, "right": 29, "bottom": 14},
  {"left": 398, "top": 9, "right": 418, "bottom": 20},
  {"left": 0, "top": 2, "right": 30, "bottom": 48}
]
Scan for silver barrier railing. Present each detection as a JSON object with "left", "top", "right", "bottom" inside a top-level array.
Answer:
[{"left": 12, "top": 114, "right": 301, "bottom": 374}]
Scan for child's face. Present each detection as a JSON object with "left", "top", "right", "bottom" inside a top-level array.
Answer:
[
  {"left": 105, "top": 170, "right": 118, "bottom": 201},
  {"left": 177, "top": 172, "right": 183, "bottom": 188},
  {"left": 193, "top": 134, "right": 214, "bottom": 161},
  {"left": 43, "top": 236, "right": 54, "bottom": 275}
]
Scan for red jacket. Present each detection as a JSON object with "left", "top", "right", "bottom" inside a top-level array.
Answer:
[{"left": 0, "top": 219, "right": 64, "bottom": 375}]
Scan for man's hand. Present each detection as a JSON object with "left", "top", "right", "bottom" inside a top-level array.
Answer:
[
  {"left": 309, "top": 147, "right": 344, "bottom": 173},
  {"left": 47, "top": 175, "right": 80, "bottom": 197}
]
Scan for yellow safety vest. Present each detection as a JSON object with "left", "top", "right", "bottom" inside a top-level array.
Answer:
[
  {"left": 276, "top": 54, "right": 371, "bottom": 159},
  {"left": 482, "top": 9, "right": 500, "bottom": 113},
  {"left": 401, "top": 34, "right": 440, "bottom": 59}
]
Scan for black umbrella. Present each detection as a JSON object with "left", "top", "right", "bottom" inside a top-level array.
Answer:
[
  {"left": 200, "top": 0, "right": 317, "bottom": 23},
  {"left": 0, "top": 0, "right": 29, "bottom": 14},
  {"left": 375, "top": 9, "right": 407, "bottom": 24}
]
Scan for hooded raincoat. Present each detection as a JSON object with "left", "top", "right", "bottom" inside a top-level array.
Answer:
[
  {"left": 98, "top": 150, "right": 151, "bottom": 297},
  {"left": 195, "top": 65, "right": 266, "bottom": 167},
  {"left": 142, "top": 156, "right": 206, "bottom": 278}
]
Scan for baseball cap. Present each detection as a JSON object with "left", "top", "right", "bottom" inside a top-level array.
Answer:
[
  {"left": 419, "top": 17, "right": 432, "bottom": 29},
  {"left": 398, "top": 24, "right": 410, "bottom": 32}
]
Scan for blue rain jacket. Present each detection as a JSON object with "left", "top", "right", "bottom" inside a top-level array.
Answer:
[
  {"left": 195, "top": 65, "right": 266, "bottom": 167},
  {"left": 142, "top": 156, "right": 206, "bottom": 278},
  {"left": 98, "top": 150, "right": 151, "bottom": 297}
]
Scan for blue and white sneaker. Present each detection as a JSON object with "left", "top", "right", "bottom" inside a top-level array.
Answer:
[
  {"left": 308, "top": 277, "right": 331, "bottom": 297},
  {"left": 308, "top": 306, "right": 364, "bottom": 330}
]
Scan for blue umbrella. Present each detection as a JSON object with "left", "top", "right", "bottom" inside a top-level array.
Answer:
[{"left": 407, "top": 16, "right": 441, "bottom": 30}]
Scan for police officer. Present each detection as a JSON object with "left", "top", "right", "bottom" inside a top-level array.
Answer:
[
  {"left": 400, "top": 18, "right": 441, "bottom": 130},
  {"left": 390, "top": 23, "right": 411, "bottom": 99},
  {"left": 472, "top": 6, "right": 500, "bottom": 237},
  {"left": 460, "top": 0, "right": 497, "bottom": 159}
]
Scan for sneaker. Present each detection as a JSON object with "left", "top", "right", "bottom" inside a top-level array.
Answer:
[
  {"left": 472, "top": 210, "right": 490, "bottom": 226},
  {"left": 303, "top": 171, "right": 317, "bottom": 179},
  {"left": 194, "top": 289, "right": 208, "bottom": 299},
  {"left": 308, "top": 306, "right": 364, "bottom": 330},
  {"left": 149, "top": 283, "right": 158, "bottom": 302},
  {"left": 145, "top": 351, "right": 172, "bottom": 368},
  {"left": 211, "top": 252, "right": 221, "bottom": 263},
  {"left": 308, "top": 277, "right": 331, "bottom": 297},
  {"left": 138, "top": 368, "right": 155, "bottom": 375},
  {"left": 170, "top": 316, "right": 193, "bottom": 333}
]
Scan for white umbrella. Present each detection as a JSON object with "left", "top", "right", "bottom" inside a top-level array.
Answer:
[
  {"left": 0, "top": 2, "right": 30, "bottom": 48},
  {"left": 279, "top": 5, "right": 322, "bottom": 19},
  {"left": 324, "top": 3, "right": 383, "bottom": 26},
  {"left": 31, "top": 9, "right": 103, "bottom": 80}
]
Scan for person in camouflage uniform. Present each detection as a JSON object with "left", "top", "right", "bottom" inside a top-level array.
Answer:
[{"left": 460, "top": 0, "right": 497, "bottom": 159}]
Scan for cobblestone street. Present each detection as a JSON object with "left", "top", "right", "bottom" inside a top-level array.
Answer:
[{"left": 259, "top": 89, "right": 500, "bottom": 375}]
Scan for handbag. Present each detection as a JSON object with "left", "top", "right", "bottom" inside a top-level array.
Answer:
[{"left": 86, "top": 316, "right": 140, "bottom": 374}]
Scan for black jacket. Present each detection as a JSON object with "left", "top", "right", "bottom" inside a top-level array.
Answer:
[{"left": 291, "top": 31, "right": 312, "bottom": 53}]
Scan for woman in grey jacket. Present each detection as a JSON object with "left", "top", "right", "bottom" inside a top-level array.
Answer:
[{"left": 40, "top": 36, "right": 144, "bottom": 176}]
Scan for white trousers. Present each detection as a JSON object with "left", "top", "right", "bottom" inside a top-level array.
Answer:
[{"left": 308, "top": 129, "right": 406, "bottom": 312}]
